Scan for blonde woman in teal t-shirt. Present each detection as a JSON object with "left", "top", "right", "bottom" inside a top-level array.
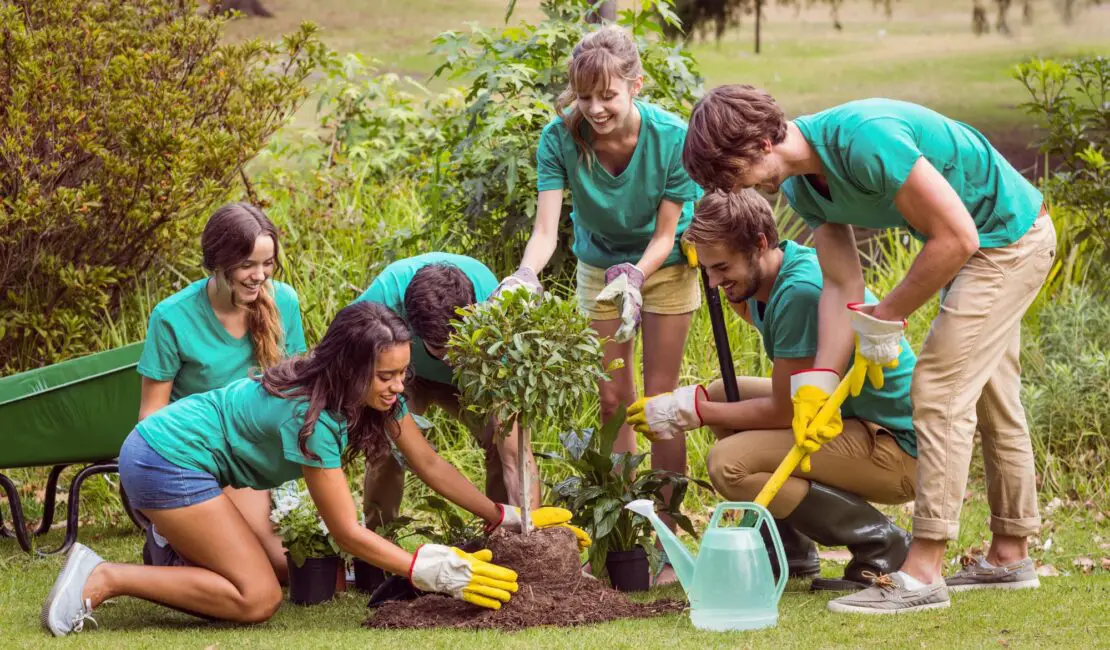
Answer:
[
  {"left": 136, "top": 203, "right": 307, "bottom": 580},
  {"left": 43, "top": 302, "right": 596, "bottom": 636},
  {"left": 497, "top": 26, "right": 702, "bottom": 586}
]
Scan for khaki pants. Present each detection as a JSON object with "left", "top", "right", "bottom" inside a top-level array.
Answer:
[
  {"left": 911, "top": 213, "right": 1056, "bottom": 541},
  {"left": 362, "top": 377, "right": 506, "bottom": 530},
  {"left": 705, "top": 378, "right": 917, "bottom": 518}
]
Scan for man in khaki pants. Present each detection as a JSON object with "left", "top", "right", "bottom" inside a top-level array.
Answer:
[{"left": 682, "top": 87, "right": 1056, "bottom": 613}]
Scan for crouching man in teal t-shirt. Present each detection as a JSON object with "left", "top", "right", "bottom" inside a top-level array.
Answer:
[
  {"left": 683, "top": 88, "right": 1054, "bottom": 613},
  {"left": 629, "top": 191, "right": 918, "bottom": 592},
  {"left": 352, "top": 253, "right": 541, "bottom": 533}
]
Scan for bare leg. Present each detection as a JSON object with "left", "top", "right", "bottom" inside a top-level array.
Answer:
[
  {"left": 640, "top": 310, "right": 695, "bottom": 586},
  {"left": 223, "top": 487, "right": 287, "bottom": 584},
  {"left": 591, "top": 318, "right": 638, "bottom": 454},
  {"left": 81, "top": 494, "right": 282, "bottom": 623}
]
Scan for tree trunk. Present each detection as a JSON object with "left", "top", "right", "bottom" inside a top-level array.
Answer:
[
  {"left": 754, "top": 0, "right": 762, "bottom": 54},
  {"left": 586, "top": 1, "right": 617, "bottom": 24},
  {"left": 212, "top": 0, "right": 274, "bottom": 18},
  {"left": 518, "top": 417, "right": 531, "bottom": 535}
]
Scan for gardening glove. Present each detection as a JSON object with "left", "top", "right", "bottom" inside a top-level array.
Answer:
[
  {"left": 846, "top": 303, "right": 905, "bottom": 395},
  {"left": 790, "top": 369, "right": 844, "bottom": 473},
  {"left": 627, "top": 385, "right": 707, "bottom": 442},
  {"left": 681, "top": 240, "right": 699, "bottom": 268},
  {"left": 491, "top": 505, "right": 592, "bottom": 551},
  {"left": 409, "top": 544, "right": 519, "bottom": 610},
  {"left": 596, "top": 263, "right": 645, "bottom": 343},
  {"left": 492, "top": 265, "right": 543, "bottom": 298}
]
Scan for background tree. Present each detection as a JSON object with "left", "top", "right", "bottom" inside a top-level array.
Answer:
[{"left": 211, "top": 0, "right": 274, "bottom": 18}]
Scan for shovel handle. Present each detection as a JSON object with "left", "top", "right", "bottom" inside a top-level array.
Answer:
[{"left": 753, "top": 365, "right": 857, "bottom": 508}]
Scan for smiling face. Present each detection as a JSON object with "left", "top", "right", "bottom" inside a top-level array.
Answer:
[
  {"left": 576, "top": 75, "right": 642, "bottom": 137},
  {"left": 365, "top": 342, "right": 410, "bottom": 411},
  {"left": 223, "top": 235, "right": 275, "bottom": 306},
  {"left": 696, "top": 240, "right": 767, "bottom": 304}
]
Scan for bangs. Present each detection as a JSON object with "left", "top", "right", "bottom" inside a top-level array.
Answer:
[{"left": 569, "top": 49, "right": 619, "bottom": 96}]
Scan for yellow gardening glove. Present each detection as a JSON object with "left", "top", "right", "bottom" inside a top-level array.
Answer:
[
  {"left": 681, "top": 240, "right": 699, "bottom": 268},
  {"left": 493, "top": 505, "right": 592, "bottom": 550},
  {"left": 790, "top": 370, "right": 844, "bottom": 473},
  {"left": 409, "top": 544, "right": 519, "bottom": 610},
  {"left": 847, "top": 303, "right": 905, "bottom": 395}
]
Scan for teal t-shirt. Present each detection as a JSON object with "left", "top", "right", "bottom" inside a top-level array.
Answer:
[
  {"left": 783, "top": 99, "right": 1042, "bottom": 249},
  {"left": 353, "top": 253, "right": 497, "bottom": 386},
  {"left": 746, "top": 241, "right": 917, "bottom": 457},
  {"left": 137, "top": 279, "right": 307, "bottom": 402},
  {"left": 136, "top": 377, "right": 408, "bottom": 489},
  {"left": 536, "top": 101, "right": 703, "bottom": 268}
]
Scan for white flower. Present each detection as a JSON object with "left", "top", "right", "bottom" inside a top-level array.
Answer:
[
  {"left": 318, "top": 518, "right": 330, "bottom": 536},
  {"left": 277, "top": 495, "right": 300, "bottom": 513}
]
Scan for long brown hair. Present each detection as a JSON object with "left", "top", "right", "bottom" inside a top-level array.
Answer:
[
  {"left": 201, "top": 202, "right": 285, "bottom": 369},
  {"left": 259, "top": 302, "right": 412, "bottom": 463},
  {"left": 554, "top": 25, "right": 643, "bottom": 167}
]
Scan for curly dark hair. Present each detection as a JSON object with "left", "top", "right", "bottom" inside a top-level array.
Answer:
[{"left": 404, "top": 263, "right": 476, "bottom": 348}]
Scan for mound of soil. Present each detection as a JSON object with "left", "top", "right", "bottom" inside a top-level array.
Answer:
[{"left": 365, "top": 527, "right": 684, "bottom": 631}]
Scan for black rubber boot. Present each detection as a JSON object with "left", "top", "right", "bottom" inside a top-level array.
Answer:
[
  {"left": 761, "top": 519, "right": 820, "bottom": 582},
  {"left": 783, "top": 483, "right": 911, "bottom": 592}
]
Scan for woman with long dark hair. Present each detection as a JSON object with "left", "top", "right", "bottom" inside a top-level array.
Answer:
[
  {"left": 136, "top": 202, "right": 305, "bottom": 579},
  {"left": 42, "top": 302, "right": 553, "bottom": 636}
]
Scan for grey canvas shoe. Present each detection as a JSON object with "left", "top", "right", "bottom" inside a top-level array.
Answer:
[
  {"left": 827, "top": 572, "right": 950, "bottom": 614},
  {"left": 41, "top": 543, "right": 104, "bottom": 637},
  {"left": 945, "top": 556, "right": 1040, "bottom": 592}
]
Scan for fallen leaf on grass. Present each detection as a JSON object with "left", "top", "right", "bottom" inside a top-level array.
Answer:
[
  {"left": 1035, "top": 564, "right": 1059, "bottom": 577},
  {"left": 1073, "top": 557, "right": 1095, "bottom": 574},
  {"left": 1045, "top": 497, "right": 1064, "bottom": 514}
]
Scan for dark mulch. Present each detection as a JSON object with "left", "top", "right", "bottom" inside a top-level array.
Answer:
[{"left": 364, "top": 527, "right": 685, "bottom": 631}]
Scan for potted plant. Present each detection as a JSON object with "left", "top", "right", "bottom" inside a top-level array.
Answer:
[
  {"left": 545, "top": 405, "right": 711, "bottom": 592},
  {"left": 446, "top": 288, "right": 617, "bottom": 534},
  {"left": 271, "top": 481, "right": 342, "bottom": 605}
]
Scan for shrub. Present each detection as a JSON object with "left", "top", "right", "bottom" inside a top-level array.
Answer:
[{"left": 0, "top": 0, "right": 327, "bottom": 373}]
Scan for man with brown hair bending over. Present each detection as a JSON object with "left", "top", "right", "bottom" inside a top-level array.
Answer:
[
  {"left": 629, "top": 190, "right": 917, "bottom": 592},
  {"left": 353, "top": 253, "right": 541, "bottom": 537}
]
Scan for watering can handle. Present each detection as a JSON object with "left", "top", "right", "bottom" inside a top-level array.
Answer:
[
  {"left": 753, "top": 366, "right": 856, "bottom": 509},
  {"left": 708, "top": 502, "right": 788, "bottom": 601}
]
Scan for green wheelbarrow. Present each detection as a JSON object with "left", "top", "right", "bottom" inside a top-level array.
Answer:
[{"left": 0, "top": 342, "right": 148, "bottom": 555}]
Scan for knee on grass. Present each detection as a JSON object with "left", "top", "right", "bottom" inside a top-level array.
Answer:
[{"left": 234, "top": 584, "right": 282, "bottom": 624}]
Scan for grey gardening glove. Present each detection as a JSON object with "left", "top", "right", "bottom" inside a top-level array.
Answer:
[
  {"left": 596, "top": 263, "right": 645, "bottom": 343},
  {"left": 492, "top": 265, "right": 543, "bottom": 298}
]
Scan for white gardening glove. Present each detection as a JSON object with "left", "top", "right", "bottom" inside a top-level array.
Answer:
[
  {"left": 490, "top": 504, "right": 592, "bottom": 550},
  {"left": 847, "top": 303, "right": 905, "bottom": 395},
  {"left": 492, "top": 265, "right": 543, "bottom": 298},
  {"left": 408, "top": 544, "right": 519, "bottom": 610},
  {"left": 626, "top": 385, "right": 707, "bottom": 441},
  {"left": 596, "top": 263, "right": 645, "bottom": 343}
]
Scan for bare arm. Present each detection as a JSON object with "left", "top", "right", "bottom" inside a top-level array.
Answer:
[
  {"left": 634, "top": 198, "right": 684, "bottom": 278},
  {"left": 303, "top": 466, "right": 412, "bottom": 575},
  {"left": 874, "top": 157, "right": 979, "bottom": 321},
  {"left": 138, "top": 377, "right": 173, "bottom": 421},
  {"left": 812, "top": 223, "right": 866, "bottom": 374},
  {"left": 518, "top": 190, "right": 564, "bottom": 274},
  {"left": 393, "top": 413, "right": 502, "bottom": 524},
  {"left": 697, "top": 356, "right": 812, "bottom": 435}
]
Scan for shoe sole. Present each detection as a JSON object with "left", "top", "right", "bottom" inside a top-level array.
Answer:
[
  {"left": 40, "top": 545, "right": 94, "bottom": 637},
  {"left": 947, "top": 578, "right": 1040, "bottom": 592},
  {"left": 827, "top": 599, "right": 950, "bottom": 615}
]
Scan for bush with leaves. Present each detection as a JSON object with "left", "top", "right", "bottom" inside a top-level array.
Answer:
[
  {"left": 446, "top": 288, "right": 619, "bottom": 532},
  {"left": 0, "top": 0, "right": 328, "bottom": 373},
  {"left": 271, "top": 481, "right": 341, "bottom": 567}
]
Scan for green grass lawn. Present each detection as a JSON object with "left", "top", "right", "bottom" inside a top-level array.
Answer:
[{"left": 3, "top": 496, "right": 1107, "bottom": 648}]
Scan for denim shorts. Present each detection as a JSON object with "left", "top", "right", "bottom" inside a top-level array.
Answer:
[{"left": 118, "top": 430, "right": 223, "bottom": 510}]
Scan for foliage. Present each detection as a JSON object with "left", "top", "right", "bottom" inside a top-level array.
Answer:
[
  {"left": 270, "top": 481, "right": 341, "bottom": 567},
  {"left": 1015, "top": 56, "right": 1110, "bottom": 279},
  {"left": 1021, "top": 287, "right": 1110, "bottom": 499},
  {"left": 544, "top": 405, "right": 712, "bottom": 573},
  {"left": 412, "top": 495, "right": 488, "bottom": 548},
  {"left": 0, "top": 0, "right": 328, "bottom": 374}
]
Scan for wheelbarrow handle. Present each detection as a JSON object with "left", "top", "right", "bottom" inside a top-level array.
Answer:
[{"left": 753, "top": 364, "right": 857, "bottom": 508}]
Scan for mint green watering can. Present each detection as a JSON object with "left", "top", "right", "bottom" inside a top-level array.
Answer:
[{"left": 626, "top": 500, "right": 786, "bottom": 631}]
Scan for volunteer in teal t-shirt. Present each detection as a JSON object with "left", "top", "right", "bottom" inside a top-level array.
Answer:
[
  {"left": 682, "top": 88, "right": 1055, "bottom": 612},
  {"left": 135, "top": 203, "right": 306, "bottom": 578},
  {"left": 629, "top": 190, "right": 917, "bottom": 592},
  {"left": 494, "top": 28, "right": 703, "bottom": 587},
  {"left": 351, "top": 252, "right": 540, "bottom": 534},
  {"left": 42, "top": 302, "right": 591, "bottom": 637}
]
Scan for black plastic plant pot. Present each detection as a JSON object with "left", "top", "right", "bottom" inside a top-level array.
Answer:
[
  {"left": 352, "top": 558, "right": 387, "bottom": 593},
  {"left": 605, "top": 548, "right": 650, "bottom": 592},
  {"left": 286, "top": 553, "right": 340, "bottom": 606}
]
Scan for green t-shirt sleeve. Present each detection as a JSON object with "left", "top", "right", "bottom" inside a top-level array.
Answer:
[
  {"left": 844, "top": 119, "right": 922, "bottom": 197},
  {"left": 768, "top": 282, "right": 822, "bottom": 359},
  {"left": 662, "top": 133, "right": 701, "bottom": 204},
  {"left": 137, "top": 307, "right": 181, "bottom": 382},
  {"left": 281, "top": 402, "right": 345, "bottom": 469},
  {"left": 536, "top": 123, "right": 567, "bottom": 192}
]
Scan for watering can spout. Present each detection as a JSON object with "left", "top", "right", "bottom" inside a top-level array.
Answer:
[{"left": 624, "top": 500, "right": 696, "bottom": 592}]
